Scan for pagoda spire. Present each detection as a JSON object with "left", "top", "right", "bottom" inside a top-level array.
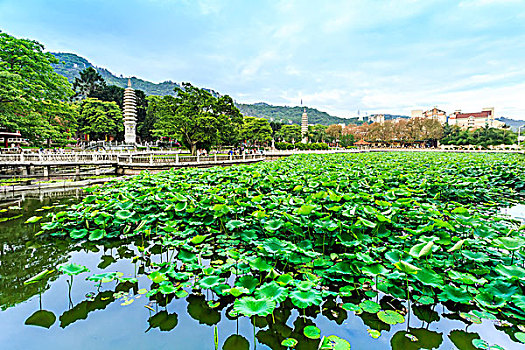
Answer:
[{"left": 123, "top": 79, "right": 137, "bottom": 144}]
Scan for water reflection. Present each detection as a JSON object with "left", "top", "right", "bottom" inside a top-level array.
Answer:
[{"left": 0, "top": 193, "right": 524, "bottom": 350}]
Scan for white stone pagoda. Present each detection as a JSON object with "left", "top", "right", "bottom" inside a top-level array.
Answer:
[
  {"left": 301, "top": 108, "right": 308, "bottom": 143},
  {"left": 123, "top": 79, "right": 137, "bottom": 144}
]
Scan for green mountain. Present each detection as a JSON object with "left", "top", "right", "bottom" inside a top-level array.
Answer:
[
  {"left": 51, "top": 52, "right": 181, "bottom": 95},
  {"left": 51, "top": 52, "right": 350, "bottom": 125},
  {"left": 236, "top": 102, "right": 349, "bottom": 126}
]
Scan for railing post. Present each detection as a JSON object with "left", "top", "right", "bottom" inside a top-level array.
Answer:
[
  {"left": 149, "top": 154, "right": 153, "bottom": 165},
  {"left": 20, "top": 153, "right": 24, "bottom": 162},
  {"left": 243, "top": 152, "right": 246, "bottom": 161},
  {"left": 230, "top": 153, "right": 233, "bottom": 161},
  {"left": 197, "top": 154, "right": 200, "bottom": 163},
  {"left": 214, "top": 154, "right": 217, "bottom": 162},
  {"left": 176, "top": 154, "right": 179, "bottom": 164},
  {"left": 128, "top": 155, "right": 132, "bottom": 164},
  {"left": 75, "top": 153, "right": 78, "bottom": 162}
]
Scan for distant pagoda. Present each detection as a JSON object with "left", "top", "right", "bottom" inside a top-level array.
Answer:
[
  {"left": 123, "top": 79, "right": 137, "bottom": 144},
  {"left": 301, "top": 108, "right": 308, "bottom": 143}
]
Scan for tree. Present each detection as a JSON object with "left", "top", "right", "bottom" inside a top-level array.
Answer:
[
  {"left": 73, "top": 67, "right": 105, "bottom": 100},
  {"left": 0, "top": 32, "right": 74, "bottom": 145},
  {"left": 78, "top": 98, "right": 122, "bottom": 140},
  {"left": 326, "top": 124, "right": 342, "bottom": 142},
  {"left": 151, "top": 82, "right": 243, "bottom": 154},
  {"left": 241, "top": 116, "right": 272, "bottom": 145},
  {"left": 276, "top": 124, "right": 301, "bottom": 143},
  {"left": 308, "top": 124, "right": 327, "bottom": 143}
]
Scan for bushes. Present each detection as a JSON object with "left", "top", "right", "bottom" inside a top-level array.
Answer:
[{"left": 274, "top": 142, "right": 329, "bottom": 150}]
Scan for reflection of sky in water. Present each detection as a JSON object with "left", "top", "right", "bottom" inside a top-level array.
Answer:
[
  {"left": 501, "top": 204, "right": 525, "bottom": 222},
  {"left": 1, "top": 197, "right": 525, "bottom": 349}
]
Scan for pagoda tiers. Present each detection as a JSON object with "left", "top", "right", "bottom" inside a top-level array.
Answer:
[
  {"left": 301, "top": 108, "right": 308, "bottom": 143},
  {"left": 123, "top": 79, "right": 137, "bottom": 144}
]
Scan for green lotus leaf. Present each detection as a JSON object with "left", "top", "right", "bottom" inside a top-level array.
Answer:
[
  {"left": 377, "top": 310, "right": 405, "bottom": 325},
  {"left": 281, "top": 338, "right": 298, "bottom": 348},
  {"left": 290, "top": 289, "right": 322, "bottom": 309},
  {"left": 511, "top": 294, "right": 525, "bottom": 309},
  {"left": 58, "top": 263, "right": 90, "bottom": 276},
  {"left": 178, "top": 249, "right": 197, "bottom": 263},
  {"left": 225, "top": 219, "right": 246, "bottom": 231},
  {"left": 409, "top": 240, "right": 435, "bottom": 258},
  {"left": 24, "top": 269, "right": 54, "bottom": 285},
  {"left": 413, "top": 268, "right": 444, "bottom": 288},
  {"left": 359, "top": 300, "right": 380, "bottom": 313},
  {"left": 367, "top": 329, "right": 381, "bottom": 339},
  {"left": 261, "top": 237, "right": 288, "bottom": 254},
  {"left": 394, "top": 260, "right": 421, "bottom": 275},
  {"left": 88, "top": 229, "right": 105, "bottom": 241},
  {"left": 226, "top": 287, "right": 250, "bottom": 297},
  {"left": 233, "top": 297, "right": 276, "bottom": 317},
  {"left": 438, "top": 285, "right": 472, "bottom": 304},
  {"left": 515, "top": 332, "right": 525, "bottom": 344},
  {"left": 174, "top": 201, "right": 187, "bottom": 211},
  {"left": 248, "top": 257, "right": 272, "bottom": 272},
  {"left": 114, "top": 209, "right": 134, "bottom": 221},
  {"left": 474, "top": 292, "right": 506, "bottom": 309},
  {"left": 87, "top": 272, "right": 123, "bottom": 283},
  {"left": 199, "top": 276, "right": 224, "bottom": 289},
  {"left": 25, "top": 310, "right": 56, "bottom": 328},
  {"left": 264, "top": 219, "right": 284, "bottom": 231},
  {"left": 342, "top": 303, "right": 362, "bottom": 313},
  {"left": 495, "top": 264, "right": 525, "bottom": 280},
  {"left": 69, "top": 229, "right": 88, "bottom": 239},
  {"left": 319, "top": 335, "right": 351, "bottom": 350},
  {"left": 494, "top": 236, "right": 524, "bottom": 251},
  {"left": 361, "top": 264, "right": 389, "bottom": 276},
  {"left": 223, "top": 334, "right": 249, "bottom": 350},
  {"left": 304, "top": 325, "right": 321, "bottom": 339},
  {"left": 414, "top": 295, "right": 434, "bottom": 305},
  {"left": 212, "top": 203, "right": 230, "bottom": 216},
  {"left": 480, "top": 280, "right": 518, "bottom": 299},
  {"left": 448, "top": 270, "right": 487, "bottom": 285},
  {"left": 276, "top": 274, "right": 294, "bottom": 286},
  {"left": 190, "top": 234, "right": 209, "bottom": 245},
  {"left": 25, "top": 216, "right": 42, "bottom": 224},
  {"left": 148, "top": 271, "right": 168, "bottom": 284},
  {"left": 447, "top": 239, "right": 465, "bottom": 252},
  {"left": 472, "top": 339, "right": 489, "bottom": 349},
  {"left": 255, "top": 281, "right": 289, "bottom": 303},
  {"left": 296, "top": 204, "right": 316, "bottom": 215},
  {"left": 158, "top": 281, "right": 178, "bottom": 295},
  {"left": 235, "top": 275, "right": 258, "bottom": 293},
  {"left": 461, "top": 251, "right": 489, "bottom": 263}
]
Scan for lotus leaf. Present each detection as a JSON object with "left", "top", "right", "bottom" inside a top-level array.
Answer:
[
  {"left": 290, "top": 289, "right": 322, "bottom": 309},
  {"left": 223, "top": 334, "right": 249, "bottom": 350},
  {"left": 377, "top": 310, "right": 405, "bottom": 325},
  {"left": 25, "top": 310, "right": 56, "bottom": 328},
  {"left": 281, "top": 338, "right": 298, "bottom": 348},
  {"left": 359, "top": 300, "right": 381, "bottom": 313},
  {"left": 233, "top": 297, "right": 276, "bottom": 317},
  {"left": 319, "top": 335, "right": 351, "bottom": 350},
  {"left": 58, "top": 263, "right": 90, "bottom": 276},
  {"left": 255, "top": 282, "right": 288, "bottom": 303}
]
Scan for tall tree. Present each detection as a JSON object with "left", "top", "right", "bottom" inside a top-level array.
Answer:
[
  {"left": 241, "top": 116, "right": 272, "bottom": 145},
  {"left": 151, "top": 82, "right": 242, "bottom": 154},
  {"left": 73, "top": 67, "right": 105, "bottom": 100},
  {"left": 308, "top": 124, "right": 327, "bottom": 143},
  {"left": 0, "top": 32, "right": 74, "bottom": 144},
  {"left": 326, "top": 124, "right": 343, "bottom": 141},
  {"left": 78, "top": 98, "right": 122, "bottom": 141},
  {"left": 276, "top": 124, "right": 301, "bottom": 143}
]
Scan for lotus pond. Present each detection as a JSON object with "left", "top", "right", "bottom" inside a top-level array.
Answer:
[{"left": 2, "top": 152, "right": 525, "bottom": 350}]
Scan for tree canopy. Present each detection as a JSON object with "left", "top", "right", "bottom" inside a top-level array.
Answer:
[
  {"left": 241, "top": 116, "right": 272, "bottom": 145},
  {"left": 0, "top": 31, "right": 74, "bottom": 144},
  {"left": 150, "top": 82, "right": 243, "bottom": 154},
  {"left": 78, "top": 98, "right": 122, "bottom": 140},
  {"left": 276, "top": 124, "right": 301, "bottom": 143}
]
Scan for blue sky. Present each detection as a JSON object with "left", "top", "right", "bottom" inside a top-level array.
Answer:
[{"left": 1, "top": 0, "right": 525, "bottom": 119}]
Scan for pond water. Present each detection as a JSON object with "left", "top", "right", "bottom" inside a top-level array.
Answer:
[{"left": 0, "top": 192, "right": 524, "bottom": 350}]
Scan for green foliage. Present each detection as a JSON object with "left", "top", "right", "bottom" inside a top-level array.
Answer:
[
  {"left": 77, "top": 98, "right": 123, "bottom": 140},
  {"left": 276, "top": 124, "right": 301, "bottom": 143},
  {"left": 150, "top": 82, "right": 243, "bottom": 154},
  {"left": 241, "top": 116, "right": 272, "bottom": 145},
  {"left": 0, "top": 32, "right": 75, "bottom": 145},
  {"left": 441, "top": 125, "right": 517, "bottom": 147}
]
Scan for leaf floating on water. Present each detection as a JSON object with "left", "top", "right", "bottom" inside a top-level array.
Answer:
[{"left": 367, "top": 329, "right": 381, "bottom": 339}]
